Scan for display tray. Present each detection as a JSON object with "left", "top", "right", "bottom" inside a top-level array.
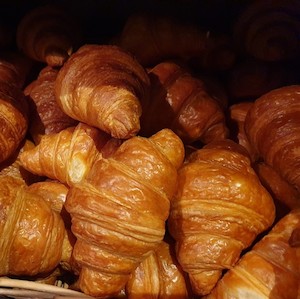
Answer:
[{"left": 0, "top": 277, "right": 93, "bottom": 299}]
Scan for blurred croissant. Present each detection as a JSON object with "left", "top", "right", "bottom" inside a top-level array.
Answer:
[
  {"left": 233, "top": 0, "right": 300, "bottom": 62},
  {"left": 0, "top": 81, "right": 29, "bottom": 164},
  {"left": 54, "top": 44, "right": 150, "bottom": 139},
  {"left": 168, "top": 139, "right": 275, "bottom": 296},
  {"left": 125, "top": 239, "right": 190, "bottom": 299},
  {"left": 19, "top": 122, "right": 121, "bottom": 186},
  {"left": 116, "top": 12, "right": 235, "bottom": 70},
  {"left": 24, "top": 65, "right": 78, "bottom": 143},
  {"left": 0, "top": 51, "right": 34, "bottom": 89},
  {"left": 65, "top": 128, "right": 185, "bottom": 297},
  {"left": 0, "top": 176, "right": 73, "bottom": 277},
  {"left": 244, "top": 85, "right": 300, "bottom": 193},
  {"left": 206, "top": 209, "right": 300, "bottom": 299},
  {"left": 140, "top": 61, "right": 228, "bottom": 145},
  {"left": 16, "top": 4, "right": 82, "bottom": 67}
]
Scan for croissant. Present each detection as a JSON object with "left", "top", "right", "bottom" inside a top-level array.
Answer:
[
  {"left": 0, "top": 81, "right": 29, "bottom": 164},
  {"left": 19, "top": 122, "right": 121, "bottom": 186},
  {"left": 54, "top": 44, "right": 150, "bottom": 139},
  {"left": 206, "top": 209, "right": 300, "bottom": 299},
  {"left": 116, "top": 12, "right": 235, "bottom": 70},
  {"left": 140, "top": 61, "right": 228, "bottom": 145},
  {"left": 65, "top": 128, "right": 185, "bottom": 297},
  {"left": 168, "top": 139, "right": 275, "bottom": 296},
  {"left": 16, "top": 4, "right": 82, "bottom": 67},
  {"left": 26, "top": 180, "right": 72, "bottom": 227},
  {"left": 0, "top": 176, "right": 73, "bottom": 277},
  {"left": 125, "top": 239, "right": 190, "bottom": 299},
  {"left": 233, "top": 0, "right": 300, "bottom": 62},
  {"left": 24, "top": 65, "right": 78, "bottom": 143},
  {"left": 244, "top": 85, "right": 300, "bottom": 193}
]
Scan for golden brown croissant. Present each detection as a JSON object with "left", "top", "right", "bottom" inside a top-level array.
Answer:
[
  {"left": 16, "top": 4, "right": 82, "bottom": 67},
  {"left": 125, "top": 239, "right": 190, "bottom": 299},
  {"left": 26, "top": 180, "right": 71, "bottom": 227},
  {"left": 233, "top": 0, "right": 300, "bottom": 62},
  {"left": 0, "top": 176, "right": 73, "bottom": 277},
  {"left": 54, "top": 44, "right": 150, "bottom": 139},
  {"left": 168, "top": 139, "right": 275, "bottom": 296},
  {"left": 206, "top": 209, "right": 300, "bottom": 299},
  {"left": 244, "top": 85, "right": 300, "bottom": 193},
  {"left": 140, "top": 61, "right": 228, "bottom": 145},
  {"left": 116, "top": 12, "right": 235, "bottom": 70},
  {"left": 19, "top": 122, "right": 121, "bottom": 186},
  {"left": 0, "top": 81, "right": 29, "bottom": 164},
  {"left": 24, "top": 65, "right": 78, "bottom": 143},
  {"left": 65, "top": 128, "right": 185, "bottom": 297}
]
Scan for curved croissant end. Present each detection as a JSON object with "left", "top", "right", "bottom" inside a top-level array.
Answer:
[
  {"left": 244, "top": 85, "right": 300, "bottom": 193},
  {"left": 206, "top": 209, "right": 300, "bottom": 299},
  {"left": 55, "top": 44, "right": 151, "bottom": 139},
  {"left": 0, "top": 82, "right": 28, "bottom": 164},
  {"left": 19, "top": 122, "right": 119, "bottom": 186}
]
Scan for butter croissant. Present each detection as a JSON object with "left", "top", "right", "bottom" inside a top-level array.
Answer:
[
  {"left": 0, "top": 81, "right": 28, "bottom": 164},
  {"left": 19, "top": 122, "right": 121, "bottom": 186},
  {"left": 0, "top": 176, "right": 72, "bottom": 277},
  {"left": 54, "top": 44, "right": 150, "bottom": 139},
  {"left": 206, "top": 209, "right": 300, "bottom": 299},
  {"left": 168, "top": 139, "right": 275, "bottom": 296},
  {"left": 244, "top": 85, "right": 300, "bottom": 193},
  {"left": 24, "top": 65, "right": 78, "bottom": 143},
  {"left": 141, "top": 61, "right": 228, "bottom": 145},
  {"left": 125, "top": 239, "right": 190, "bottom": 299},
  {"left": 65, "top": 128, "right": 185, "bottom": 297}
]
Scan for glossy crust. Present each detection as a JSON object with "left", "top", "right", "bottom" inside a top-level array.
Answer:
[
  {"left": 54, "top": 44, "right": 150, "bottom": 139},
  {"left": 244, "top": 85, "right": 300, "bottom": 193},
  {"left": 0, "top": 82, "right": 28, "bottom": 164},
  {"left": 206, "top": 209, "right": 300, "bottom": 299},
  {"left": 24, "top": 65, "right": 78, "bottom": 143},
  {"left": 19, "top": 122, "right": 120, "bottom": 186},
  {"left": 141, "top": 61, "right": 228, "bottom": 145},
  {"left": 126, "top": 240, "right": 189, "bottom": 299},
  {"left": 168, "top": 140, "right": 275, "bottom": 296},
  {"left": 65, "top": 128, "right": 185, "bottom": 297},
  {"left": 0, "top": 176, "right": 68, "bottom": 277}
]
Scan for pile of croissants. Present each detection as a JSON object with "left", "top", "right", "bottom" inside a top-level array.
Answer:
[{"left": 0, "top": 0, "right": 300, "bottom": 298}]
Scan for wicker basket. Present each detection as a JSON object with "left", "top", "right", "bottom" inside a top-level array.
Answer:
[{"left": 0, "top": 277, "right": 93, "bottom": 299}]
